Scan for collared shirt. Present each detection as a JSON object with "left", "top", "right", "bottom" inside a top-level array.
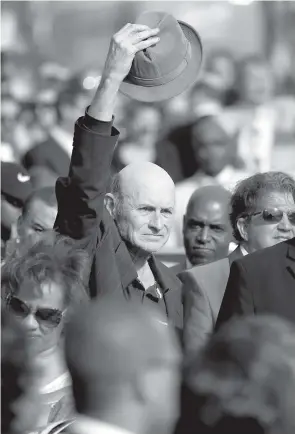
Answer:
[
  {"left": 69, "top": 415, "right": 136, "bottom": 434},
  {"left": 240, "top": 245, "right": 249, "bottom": 256},
  {"left": 124, "top": 257, "right": 168, "bottom": 317}
]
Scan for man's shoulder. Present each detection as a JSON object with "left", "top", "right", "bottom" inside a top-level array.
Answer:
[
  {"left": 183, "top": 257, "right": 230, "bottom": 281},
  {"left": 155, "top": 258, "right": 182, "bottom": 289},
  {"left": 233, "top": 240, "right": 290, "bottom": 272}
]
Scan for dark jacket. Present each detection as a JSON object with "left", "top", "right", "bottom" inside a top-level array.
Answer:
[
  {"left": 179, "top": 247, "right": 244, "bottom": 358},
  {"left": 54, "top": 114, "right": 183, "bottom": 331},
  {"left": 215, "top": 238, "right": 295, "bottom": 331}
]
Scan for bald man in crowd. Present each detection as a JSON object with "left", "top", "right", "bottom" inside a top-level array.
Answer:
[
  {"left": 56, "top": 297, "right": 181, "bottom": 434},
  {"left": 182, "top": 185, "right": 232, "bottom": 269},
  {"left": 54, "top": 24, "right": 183, "bottom": 330}
]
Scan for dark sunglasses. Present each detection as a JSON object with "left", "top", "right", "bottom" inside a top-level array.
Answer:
[
  {"left": 8, "top": 296, "right": 63, "bottom": 328},
  {"left": 251, "top": 208, "right": 295, "bottom": 225}
]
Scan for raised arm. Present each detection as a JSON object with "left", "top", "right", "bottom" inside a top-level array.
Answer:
[{"left": 54, "top": 23, "right": 160, "bottom": 243}]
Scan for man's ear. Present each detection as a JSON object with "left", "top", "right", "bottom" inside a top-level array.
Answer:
[
  {"left": 104, "top": 193, "right": 116, "bottom": 218},
  {"left": 237, "top": 217, "right": 249, "bottom": 242}
]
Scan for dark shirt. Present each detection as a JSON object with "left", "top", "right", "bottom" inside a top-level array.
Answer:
[{"left": 82, "top": 111, "right": 168, "bottom": 318}]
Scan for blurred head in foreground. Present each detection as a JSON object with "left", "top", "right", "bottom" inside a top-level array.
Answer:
[
  {"left": 2, "top": 231, "right": 89, "bottom": 355},
  {"left": 179, "top": 315, "right": 295, "bottom": 434},
  {"left": 65, "top": 297, "right": 181, "bottom": 434},
  {"left": 1, "top": 309, "right": 31, "bottom": 433}
]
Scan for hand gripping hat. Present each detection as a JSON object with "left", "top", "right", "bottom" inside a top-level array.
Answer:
[{"left": 120, "top": 11, "right": 203, "bottom": 102}]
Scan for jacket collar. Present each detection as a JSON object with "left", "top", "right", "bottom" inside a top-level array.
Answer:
[{"left": 228, "top": 245, "right": 245, "bottom": 265}]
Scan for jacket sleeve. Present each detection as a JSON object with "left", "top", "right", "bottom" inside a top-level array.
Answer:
[
  {"left": 182, "top": 271, "right": 214, "bottom": 360},
  {"left": 215, "top": 259, "right": 255, "bottom": 332},
  {"left": 54, "top": 115, "right": 119, "bottom": 252}
]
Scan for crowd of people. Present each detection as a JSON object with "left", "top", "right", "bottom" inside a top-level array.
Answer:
[{"left": 2, "top": 11, "right": 295, "bottom": 434}]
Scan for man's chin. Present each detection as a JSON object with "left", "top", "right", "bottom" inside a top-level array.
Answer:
[{"left": 189, "top": 252, "right": 215, "bottom": 266}]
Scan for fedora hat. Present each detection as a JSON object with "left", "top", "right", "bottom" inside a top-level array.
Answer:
[{"left": 120, "top": 11, "right": 203, "bottom": 102}]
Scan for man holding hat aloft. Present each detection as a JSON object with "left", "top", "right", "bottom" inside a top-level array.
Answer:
[{"left": 54, "top": 13, "right": 202, "bottom": 335}]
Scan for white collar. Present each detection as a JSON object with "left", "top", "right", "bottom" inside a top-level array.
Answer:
[
  {"left": 240, "top": 245, "right": 249, "bottom": 256},
  {"left": 70, "top": 415, "right": 136, "bottom": 434}
]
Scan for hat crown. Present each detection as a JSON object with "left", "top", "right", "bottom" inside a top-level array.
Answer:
[{"left": 128, "top": 12, "right": 191, "bottom": 87}]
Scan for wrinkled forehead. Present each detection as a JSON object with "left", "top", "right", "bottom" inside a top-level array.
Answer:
[
  {"left": 121, "top": 178, "right": 175, "bottom": 209},
  {"left": 254, "top": 190, "right": 295, "bottom": 210}
]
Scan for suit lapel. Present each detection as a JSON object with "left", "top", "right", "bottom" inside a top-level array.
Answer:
[
  {"left": 286, "top": 238, "right": 295, "bottom": 280},
  {"left": 228, "top": 245, "right": 244, "bottom": 265}
]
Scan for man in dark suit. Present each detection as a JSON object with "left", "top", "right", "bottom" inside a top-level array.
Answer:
[
  {"left": 215, "top": 173, "right": 295, "bottom": 330},
  {"left": 54, "top": 22, "right": 188, "bottom": 331},
  {"left": 181, "top": 172, "right": 295, "bottom": 358},
  {"left": 216, "top": 237, "right": 295, "bottom": 330}
]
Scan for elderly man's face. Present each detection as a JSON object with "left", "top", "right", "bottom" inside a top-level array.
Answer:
[
  {"left": 243, "top": 191, "right": 295, "bottom": 252},
  {"left": 192, "top": 120, "right": 232, "bottom": 177},
  {"left": 114, "top": 183, "right": 175, "bottom": 254},
  {"left": 183, "top": 196, "right": 231, "bottom": 266}
]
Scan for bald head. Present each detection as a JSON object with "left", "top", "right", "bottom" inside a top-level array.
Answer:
[
  {"left": 117, "top": 162, "right": 175, "bottom": 197},
  {"left": 65, "top": 297, "right": 180, "bottom": 416},
  {"left": 106, "top": 163, "right": 175, "bottom": 254},
  {"left": 183, "top": 186, "right": 232, "bottom": 266},
  {"left": 186, "top": 185, "right": 231, "bottom": 215}
]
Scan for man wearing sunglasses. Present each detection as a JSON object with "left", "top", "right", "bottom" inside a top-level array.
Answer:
[
  {"left": 182, "top": 171, "right": 295, "bottom": 359},
  {"left": 216, "top": 172, "right": 295, "bottom": 330}
]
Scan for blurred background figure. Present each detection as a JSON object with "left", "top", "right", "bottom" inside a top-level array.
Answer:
[
  {"left": 168, "top": 115, "right": 249, "bottom": 248},
  {"left": 22, "top": 76, "right": 90, "bottom": 180},
  {"left": 204, "top": 49, "right": 238, "bottom": 107},
  {"left": 181, "top": 186, "right": 232, "bottom": 269},
  {"left": 112, "top": 101, "right": 163, "bottom": 174},
  {"left": 229, "top": 55, "right": 277, "bottom": 173},
  {"left": 1, "top": 161, "right": 33, "bottom": 258},
  {"left": 1, "top": 309, "right": 31, "bottom": 434},
  {"left": 177, "top": 315, "right": 295, "bottom": 434},
  {"left": 1, "top": 231, "right": 89, "bottom": 432},
  {"left": 64, "top": 296, "right": 181, "bottom": 434},
  {"left": 3, "top": 186, "right": 58, "bottom": 260}
]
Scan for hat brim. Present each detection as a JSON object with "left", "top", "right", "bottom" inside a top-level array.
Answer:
[{"left": 119, "top": 21, "right": 203, "bottom": 103}]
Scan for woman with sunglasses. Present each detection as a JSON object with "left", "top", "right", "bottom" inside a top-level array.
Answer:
[{"left": 1, "top": 230, "right": 89, "bottom": 433}]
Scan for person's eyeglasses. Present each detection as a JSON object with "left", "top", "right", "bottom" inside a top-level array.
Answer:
[
  {"left": 7, "top": 296, "right": 63, "bottom": 328},
  {"left": 251, "top": 208, "right": 295, "bottom": 225}
]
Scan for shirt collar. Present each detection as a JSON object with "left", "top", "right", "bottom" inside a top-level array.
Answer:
[
  {"left": 240, "top": 245, "right": 249, "bottom": 256},
  {"left": 70, "top": 415, "right": 136, "bottom": 434}
]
